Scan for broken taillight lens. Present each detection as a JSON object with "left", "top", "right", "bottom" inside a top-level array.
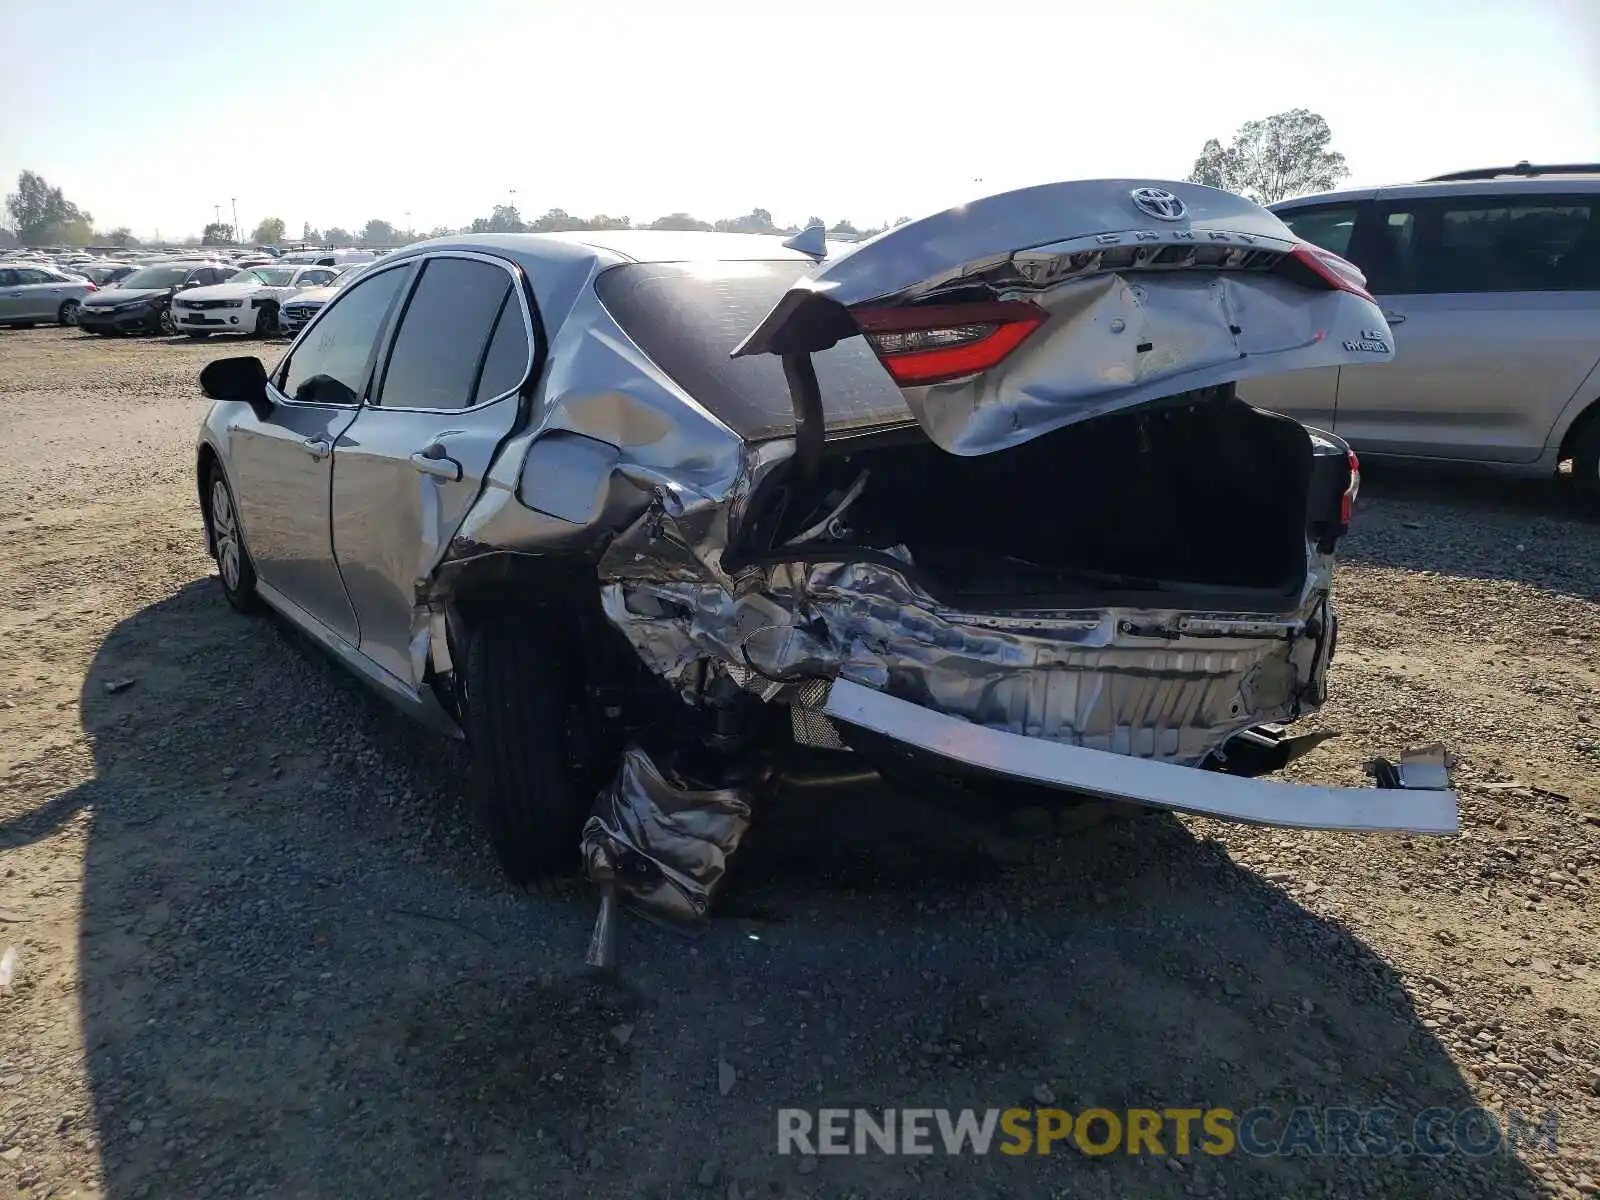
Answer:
[
  {"left": 1341, "top": 449, "right": 1361, "bottom": 525},
  {"left": 1285, "top": 244, "right": 1375, "bottom": 303},
  {"left": 853, "top": 301, "right": 1046, "bottom": 387}
]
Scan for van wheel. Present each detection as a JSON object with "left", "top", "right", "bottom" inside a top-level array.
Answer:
[
  {"left": 1571, "top": 418, "right": 1600, "bottom": 510},
  {"left": 463, "top": 619, "right": 591, "bottom": 886}
]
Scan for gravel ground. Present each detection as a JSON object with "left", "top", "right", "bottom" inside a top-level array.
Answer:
[{"left": 0, "top": 324, "right": 1597, "bottom": 1199}]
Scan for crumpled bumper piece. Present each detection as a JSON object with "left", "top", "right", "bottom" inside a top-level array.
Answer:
[
  {"left": 823, "top": 678, "right": 1459, "bottom": 835},
  {"left": 580, "top": 745, "right": 752, "bottom": 939}
]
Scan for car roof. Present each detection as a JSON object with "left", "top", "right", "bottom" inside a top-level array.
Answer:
[
  {"left": 403, "top": 229, "right": 818, "bottom": 266},
  {"left": 1273, "top": 171, "right": 1600, "bottom": 211}
]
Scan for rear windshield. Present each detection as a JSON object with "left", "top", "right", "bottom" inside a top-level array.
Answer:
[{"left": 593, "top": 260, "right": 910, "bottom": 441}]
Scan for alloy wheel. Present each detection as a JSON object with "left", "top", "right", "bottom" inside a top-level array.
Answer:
[
  {"left": 59, "top": 300, "right": 80, "bottom": 326},
  {"left": 158, "top": 307, "right": 176, "bottom": 335},
  {"left": 211, "top": 478, "right": 242, "bottom": 592}
]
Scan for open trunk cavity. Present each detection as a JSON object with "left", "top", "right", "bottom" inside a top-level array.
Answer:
[{"left": 734, "top": 388, "right": 1313, "bottom": 607}]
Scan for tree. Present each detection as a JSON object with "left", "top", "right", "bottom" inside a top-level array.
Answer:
[
  {"left": 5, "top": 171, "right": 93, "bottom": 245},
  {"left": 585, "top": 214, "right": 631, "bottom": 230},
  {"left": 714, "top": 207, "right": 776, "bottom": 234},
  {"left": 528, "top": 208, "right": 589, "bottom": 232},
  {"left": 201, "top": 222, "right": 235, "bottom": 246},
  {"left": 361, "top": 218, "right": 397, "bottom": 245},
  {"left": 469, "top": 205, "right": 525, "bottom": 234},
  {"left": 827, "top": 219, "right": 860, "bottom": 238},
  {"left": 1188, "top": 109, "right": 1349, "bottom": 204},
  {"left": 426, "top": 225, "right": 454, "bottom": 239},
  {"left": 323, "top": 226, "right": 353, "bottom": 244},
  {"left": 648, "top": 212, "right": 713, "bottom": 231},
  {"left": 101, "top": 227, "right": 139, "bottom": 248},
  {"left": 301, "top": 221, "right": 318, "bottom": 243},
  {"left": 251, "top": 216, "right": 286, "bottom": 245}
]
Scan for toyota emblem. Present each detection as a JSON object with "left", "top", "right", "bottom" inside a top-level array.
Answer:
[{"left": 1130, "top": 187, "right": 1188, "bottom": 222}]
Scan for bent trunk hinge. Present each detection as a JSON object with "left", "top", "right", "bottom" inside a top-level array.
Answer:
[{"left": 782, "top": 352, "right": 824, "bottom": 486}]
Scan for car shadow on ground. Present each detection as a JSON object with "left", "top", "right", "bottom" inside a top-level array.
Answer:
[{"left": 2, "top": 576, "right": 1549, "bottom": 1197}]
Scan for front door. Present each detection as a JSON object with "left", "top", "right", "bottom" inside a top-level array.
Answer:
[
  {"left": 224, "top": 262, "right": 412, "bottom": 644},
  {"left": 1333, "top": 195, "right": 1600, "bottom": 463},
  {"left": 330, "top": 253, "right": 535, "bottom": 686}
]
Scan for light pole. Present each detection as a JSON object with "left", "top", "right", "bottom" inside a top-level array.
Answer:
[{"left": 231, "top": 197, "right": 239, "bottom": 244}]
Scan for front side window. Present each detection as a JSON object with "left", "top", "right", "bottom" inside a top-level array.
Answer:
[
  {"left": 1280, "top": 205, "right": 1359, "bottom": 258},
  {"left": 377, "top": 257, "right": 514, "bottom": 410},
  {"left": 280, "top": 267, "right": 408, "bottom": 406},
  {"left": 15, "top": 268, "right": 50, "bottom": 285}
]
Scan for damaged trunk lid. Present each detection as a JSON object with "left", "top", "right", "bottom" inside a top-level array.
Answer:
[{"left": 731, "top": 178, "right": 1391, "bottom": 458}]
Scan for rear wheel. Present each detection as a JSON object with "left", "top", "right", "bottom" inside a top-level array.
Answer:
[
  {"left": 1571, "top": 418, "right": 1600, "bottom": 511},
  {"left": 463, "top": 619, "right": 590, "bottom": 886},
  {"left": 253, "top": 305, "right": 277, "bottom": 337},
  {"left": 57, "top": 300, "right": 81, "bottom": 326},
  {"left": 208, "top": 465, "right": 259, "bottom": 612}
]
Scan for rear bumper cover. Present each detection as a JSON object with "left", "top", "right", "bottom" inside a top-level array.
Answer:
[{"left": 822, "top": 677, "right": 1459, "bottom": 835}]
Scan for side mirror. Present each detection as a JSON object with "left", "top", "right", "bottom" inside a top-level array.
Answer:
[{"left": 200, "top": 356, "right": 273, "bottom": 421}]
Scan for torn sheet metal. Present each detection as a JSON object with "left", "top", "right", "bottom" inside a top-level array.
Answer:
[
  {"left": 601, "top": 550, "right": 1335, "bottom": 766},
  {"left": 580, "top": 745, "right": 752, "bottom": 933}
]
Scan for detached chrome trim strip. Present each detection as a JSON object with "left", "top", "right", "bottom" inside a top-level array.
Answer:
[{"left": 822, "top": 678, "right": 1459, "bottom": 836}]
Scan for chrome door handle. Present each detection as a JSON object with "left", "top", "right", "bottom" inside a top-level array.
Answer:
[
  {"left": 1381, "top": 310, "right": 1407, "bottom": 325},
  {"left": 410, "top": 444, "right": 462, "bottom": 481},
  {"left": 302, "top": 436, "right": 332, "bottom": 459}
]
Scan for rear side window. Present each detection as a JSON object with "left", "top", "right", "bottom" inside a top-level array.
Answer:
[
  {"left": 473, "top": 293, "right": 532, "bottom": 405},
  {"left": 377, "top": 257, "right": 512, "bottom": 410},
  {"left": 1361, "top": 197, "right": 1595, "bottom": 294},
  {"left": 594, "top": 260, "right": 910, "bottom": 441},
  {"left": 1280, "top": 205, "right": 1359, "bottom": 258}
]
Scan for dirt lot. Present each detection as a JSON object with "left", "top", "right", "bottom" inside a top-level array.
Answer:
[{"left": 0, "top": 324, "right": 1598, "bottom": 1199}]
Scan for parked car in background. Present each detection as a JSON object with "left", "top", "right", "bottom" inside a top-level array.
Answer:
[
  {"left": 78, "top": 260, "right": 231, "bottom": 335},
  {"left": 0, "top": 264, "right": 98, "bottom": 327},
  {"left": 80, "top": 263, "right": 138, "bottom": 288},
  {"left": 1240, "top": 162, "right": 1600, "bottom": 500},
  {"left": 193, "top": 181, "right": 1456, "bottom": 907},
  {"left": 172, "top": 263, "right": 342, "bottom": 338},
  {"left": 277, "top": 248, "right": 379, "bottom": 267},
  {"left": 274, "top": 262, "right": 365, "bottom": 335}
]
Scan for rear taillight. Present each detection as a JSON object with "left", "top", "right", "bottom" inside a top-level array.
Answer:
[
  {"left": 1341, "top": 449, "right": 1360, "bottom": 525},
  {"left": 1287, "top": 244, "right": 1374, "bottom": 303},
  {"left": 85, "top": 282, "right": 98, "bottom": 291},
  {"left": 853, "top": 301, "right": 1045, "bottom": 387}
]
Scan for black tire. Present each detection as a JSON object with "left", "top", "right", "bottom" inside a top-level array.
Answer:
[
  {"left": 157, "top": 307, "right": 176, "bottom": 336},
  {"left": 186, "top": 332, "right": 212, "bottom": 340},
  {"left": 58, "top": 300, "right": 81, "bottom": 327},
  {"left": 207, "top": 464, "right": 259, "bottom": 612},
  {"left": 253, "top": 304, "right": 276, "bottom": 337},
  {"left": 1571, "top": 417, "right": 1600, "bottom": 510},
  {"left": 463, "top": 619, "right": 588, "bottom": 886}
]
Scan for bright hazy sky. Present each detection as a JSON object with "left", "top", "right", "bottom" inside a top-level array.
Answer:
[{"left": 3, "top": 0, "right": 1597, "bottom": 241}]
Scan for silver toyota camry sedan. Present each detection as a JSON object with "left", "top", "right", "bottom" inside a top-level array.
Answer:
[{"left": 193, "top": 178, "right": 1458, "bottom": 926}]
